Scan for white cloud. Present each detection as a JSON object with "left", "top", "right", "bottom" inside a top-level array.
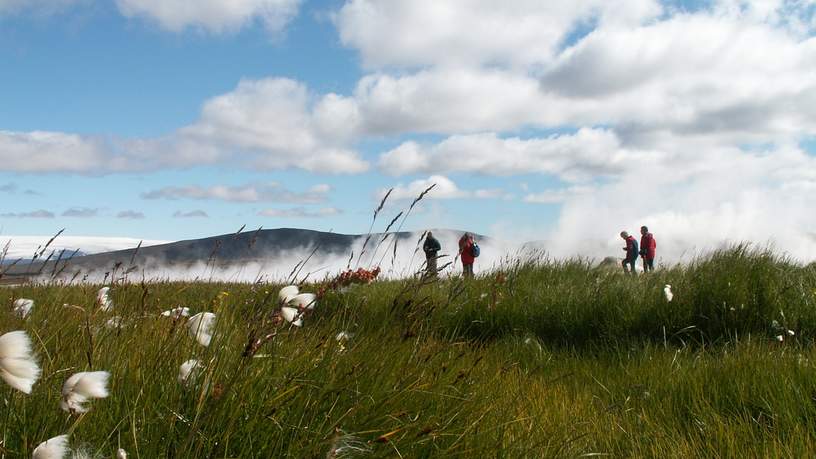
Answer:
[
  {"left": 180, "top": 78, "right": 368, "bottom": 174},
  {"left": 257, "top": 207, "right": 341, "bottom": 218},
  {"left": 382, "top": 175, "right": 508, "bottom": 201},
  {"left": 544, "top": 144, "right": 816, "bottom": 262},
  {"left": 141, "top": 182, "right": 331, "bottom": 204},
  {"left": 354, "top": 68, "right": 550, "bottom": 135},
  {"left": 62, "top": 207, "right": 99, "bottom": 218},
  {"left": 0, "top": 131, "right": 113, "bottom": 174},
  {"left": 0, "top": 210, "right": 55, "bottom": 218},
  {"left": 115, "top": 0, "right": 302, "bottom": 34},
  {"left": 539, "top": 13, "right": 816, "bottom": 143},
  {"left": 0, "top": 79, "right": 368, "bottom": 175},
  {"left": 172, "top": 210, "right": 209, "bottom": 218},
  {"left": 378, "top": 129, "right": 651, "bottom": 182},
  {"left": 335, "top": 0, "right": 662, "bottom": 69},
  {"left": 116, "top": 210, "right": 145, "bottom": 219}
]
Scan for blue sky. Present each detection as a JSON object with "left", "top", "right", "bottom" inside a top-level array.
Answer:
[{"left": 1, "top": 0, "right": 815, "bottom": 260}]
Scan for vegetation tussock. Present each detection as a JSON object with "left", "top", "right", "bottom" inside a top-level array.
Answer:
[{"left": 3, "top": 245, "right": 816, "bottom": 457}]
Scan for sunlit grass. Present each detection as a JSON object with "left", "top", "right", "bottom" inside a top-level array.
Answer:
[{"left": 3, "top": 245, "right": 816, "bottom": 457}]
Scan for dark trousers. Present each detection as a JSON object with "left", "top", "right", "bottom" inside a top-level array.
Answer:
[
  {"left": 642, "top": 257, "right": 655, "bottom": 272},
  {"left": 622, "top": 258, "right": 637, "bottom": 275},
  {"left": 463, "top": 263, "right": 474, "bottom": 278},
  {"left": 426, "top": 255, "right": 438, "bottom": 276}
]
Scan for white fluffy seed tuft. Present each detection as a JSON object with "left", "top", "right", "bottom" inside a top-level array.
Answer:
[
  {"left": 0, "top": 330, "right": 41, "bottom": 394},
  {"left": 187, "top": 312, "right": 216, "bottom": 347},
  {"left": 60, "top": 371, "right": 110, "bottom": 413},
  {"left": 32, "top": 434, "right": 69, "bottom": 459}
]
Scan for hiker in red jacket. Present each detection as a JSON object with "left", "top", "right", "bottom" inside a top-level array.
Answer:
[
  {"left": 459, "top": 233, "right": 475, "bottom": 278},
  {"left": 639, "top": 226, "right": 657, "bottom": 272}
]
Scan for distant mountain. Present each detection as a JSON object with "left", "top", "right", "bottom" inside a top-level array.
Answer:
[{"left": 2, "top": 228, "right": 483, "bottom": 282}]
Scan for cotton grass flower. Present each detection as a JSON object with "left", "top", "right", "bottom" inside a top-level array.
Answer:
[
  {"left": 117, "top": 449, "right": 127, "bottom": 459},
  {"left": 97, "top": 287, "right": 113, "bottom": 312},
  {"left": 60, "top": 371, "right": 110, "bottom": 413},
  {"left": 663, "top": 285, "right": 673, "bottom": 302},
  {"left": 178, "top": 359, "right": 202, "bottom": 386},
  {"left": 13, "top": 298, "right": 34, "bottom": 319},
  {"left": 280, "top": 307, "right": 303, "bottom": 327},
  {"left": 279, "top": 285, "right": 299, "bottom": 304},
  {"left": 105, "top": 317, "right": 125, "bottom": 330},
  {"left": 188, "top": 312, "right": 216, "bottom": 346},
  {"left": 32, "top": 434, "right": 69, "bottom": 459},
  {"left": 335, "top": 331, "right": 352, "bottom": 342},
  {"left": 161, "top": 307, "right": 190, "bottom": 318},
  {"left": 0, "top": 330, "right": 41, "bottom": 394},
  {"left": 289, "top": 293, "right": 317, "bottom": 310}
]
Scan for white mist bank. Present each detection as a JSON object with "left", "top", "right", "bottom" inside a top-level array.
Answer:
[
  {"left": 35, "top": 231, "right": 529, "bottom": 284},
  {"left": 12, "top": 230, "right": 810, "bottom": 285},
  {"left": 0, "top": 235, "right": 170, "bottom": 260}
]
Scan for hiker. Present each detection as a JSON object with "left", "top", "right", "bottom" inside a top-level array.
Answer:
[
  {"left": 639, "top": 226, "right": 657, "bottom": 272},
  {"left": 423, "top": 231, "right": 441, "bottom": 276},
  {"left": 458, "top": 233, "right": 478, "bottom": 278},
  {"left": 620, "top": 231, "right": 639, "bottom": 275}
]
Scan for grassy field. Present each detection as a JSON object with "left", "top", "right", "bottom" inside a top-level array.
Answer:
[{"left": 3, "top": 245, "right": 816, "bottom": 458}]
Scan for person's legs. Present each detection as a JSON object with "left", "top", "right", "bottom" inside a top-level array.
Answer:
[
  {"left": 463, "top": 263, "right": 473, "bottom": 278},
  {"left": 623, "top": 258, "right": 637, "bottom": 275},
  {"left": 644, "top": 258, "right": 654, "bottom": 272},
  {"left": 427, "top": 255, "right": 437, "bottom": 276}
]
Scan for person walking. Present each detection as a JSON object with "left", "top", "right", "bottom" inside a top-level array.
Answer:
[
  {"left": 423, "top": 231, "right": 441, "bottom": 277},
  {"left": 459, "top": 232, "right": 476, "bottom": 278},
  {"left": 639, "top": 226, "right": 657, "bottom": 272},
  {"left": 620, "top": 231, "right": 639, "bottom": 275}
]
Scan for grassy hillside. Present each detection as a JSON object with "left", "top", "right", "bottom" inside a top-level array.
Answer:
[{"left": 2, "top": 246, "right": 816, "bottom": 457}]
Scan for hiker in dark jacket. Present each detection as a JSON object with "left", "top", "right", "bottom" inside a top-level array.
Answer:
[
  {"left": 423, "top": 232, "right": 441, "bottom": 276},
  {"left": 639, "top": 226, "right": 657, "bottom": 272},
  {"left": 620, "top": 231, "right": 639, "bottom": 275}
]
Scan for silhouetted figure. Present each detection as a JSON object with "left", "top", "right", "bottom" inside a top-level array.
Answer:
[
  {"left": 620, "top": 231, "right": 639, "bottom": 275},
  {"left": 423, "top": 232, "right": 441, "bottom": 276},
  {"left": 459, "top": 233, "right": 476, "bottom": 278},
  {"left": 640, "top": 226, "right": 657, "bottom": 272}
]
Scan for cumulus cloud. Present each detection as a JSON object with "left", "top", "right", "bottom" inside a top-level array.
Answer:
[
  {"left": 0, "top": 131, "right": 116, "bottom": 174},
  {"left": 378, "top": 129, "right": 650, "bottom": 182},
  {"left": 382, "top": 175, "right": 509, "bottom": 201},
  {"left": 142, "top": 182, "right": 331, "bottom": 204},
  {"left": 0, "top": 210, "right": 55, "bottom": 218},
  {"left": 178, "top": 78, "right": 368, "bottom": 174},
  {"left": 115, "top": 0, "right": 302, "bottom": 34},
  {"left": 543, "top": 144, "right": 816, "bottom": 262},
  {"left": 116, "top": 210, "right": 145, "bottom": 219},
  {"left": 62, "top": 207, "right": 99, "bottom": 218},
  {"left": 335, "top": 0, "right": 662, "bottom": 69},
  {"left": 257, "top": 207, "right": 342, "bottom": 218},
  {"left": 172, "top": 210, "right": 209, "bottom": 218},
  {"left": 0, "top": 79, "right": 367, "bottom": 175}
]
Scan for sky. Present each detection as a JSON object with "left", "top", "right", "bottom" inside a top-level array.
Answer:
[{"left": 1, "top": 0, "right": 816, "bottom": 261}]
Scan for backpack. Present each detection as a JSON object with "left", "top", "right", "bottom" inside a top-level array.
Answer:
[{"left": 471, "top": 243, "right": 480, "bottom": 258}]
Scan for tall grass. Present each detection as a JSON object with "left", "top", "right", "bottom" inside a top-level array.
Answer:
[{"left": 2, "top": 246, "right": 816, "bottom": 457}]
